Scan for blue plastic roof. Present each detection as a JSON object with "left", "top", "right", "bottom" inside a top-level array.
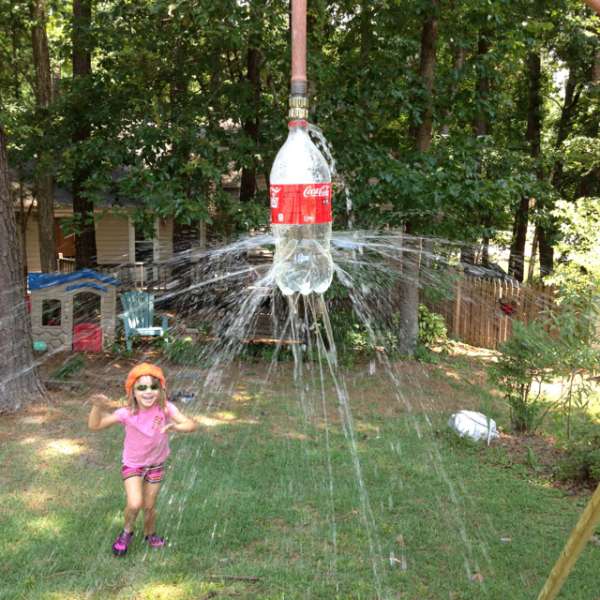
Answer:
[{"left": 28, "top": 269, "right": 120, "bottom": 291}]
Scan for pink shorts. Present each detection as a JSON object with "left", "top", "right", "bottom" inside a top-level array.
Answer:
[{"left": 121, "top": 463, "right": 165, "bottom": 484}]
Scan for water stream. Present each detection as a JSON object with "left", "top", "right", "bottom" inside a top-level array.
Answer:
[
  {"left": 7, "top": 226, "right": 542, "bottom": 598},
  {"left": 9, "top": 130, "right": 544, "bottom": 598}
]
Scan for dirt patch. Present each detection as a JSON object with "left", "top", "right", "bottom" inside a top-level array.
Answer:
[
  {"left": 487, "top": 432, "right": 598, "bottom": 494},
  {"left": 494, "top": 432, "right": 563, "bottom": 470}
]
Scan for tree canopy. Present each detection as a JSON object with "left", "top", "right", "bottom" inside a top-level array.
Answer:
[{"left": 0, "top": 0, "right": 598, "bottom": 272}]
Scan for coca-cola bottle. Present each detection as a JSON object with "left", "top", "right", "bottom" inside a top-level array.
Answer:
[{"left": 269, "top": 119, "right": 333, "bottom": 295}]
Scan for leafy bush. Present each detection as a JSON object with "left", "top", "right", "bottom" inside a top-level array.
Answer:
[
  {"left": 417, "top": 305, "right": 448, "bottom": 349},
  {"left": 162, "top": 336, "right": 206, "bottom": 366},
  {"left": 50, "top": 354, "right": 86, "bottom": 381},
  {"left": 490, "top": 320, "right": 557, "bottom": 432},
  {"left": 490, "top": 300, "right": 600, "bottom": 434},
  {"left": 556, "top": 424, "right": 600, "bottom": 485},
  {"left": 327, "top": 308, "right": 376, "bottom": 366},
  {"left": 239, "top": 342, "right": 293, "bottom": 363}
]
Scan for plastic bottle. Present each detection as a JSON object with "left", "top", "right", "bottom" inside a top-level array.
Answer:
[{"left": 269, "top": 119, "right": 333, "bottom": 296}]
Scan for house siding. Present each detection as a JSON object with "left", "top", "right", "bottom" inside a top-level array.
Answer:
[
  {"left": 26, "top": 216, "right": 41, "bottom": 272},
  {"left": 95, "top": 213, "right": 130, "bottom": 264},
  {"left": 158, "top": 218, "right": 173, "bottom": 260},
  {"left": 21, "top": 209, "right": 175, "bottom": 276}
]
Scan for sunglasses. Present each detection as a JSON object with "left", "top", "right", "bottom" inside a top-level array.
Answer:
[{"left": 135, "top": 384, "right": 160, "bottom": 391}]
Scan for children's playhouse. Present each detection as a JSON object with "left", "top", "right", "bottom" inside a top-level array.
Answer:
[{"left": 28, "top": 269, "right": 120, "bottom": 352}]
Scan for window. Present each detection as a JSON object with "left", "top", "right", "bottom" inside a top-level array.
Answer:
[
  {"left": 42, "top": 299, "right": 61, "bottom": 326},
  {"left": 73, "top": 292, "right": 101, "bottom": 324}
]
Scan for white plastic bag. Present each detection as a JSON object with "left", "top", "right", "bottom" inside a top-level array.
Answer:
[{"left": 448, "top": 410, "right": 498, "bottom": 444}]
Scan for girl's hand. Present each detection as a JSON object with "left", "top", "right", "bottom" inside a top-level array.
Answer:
[{"left": 89, "top": 393, "right": 110, "bottom": 408}]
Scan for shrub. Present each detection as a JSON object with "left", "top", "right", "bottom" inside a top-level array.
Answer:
[
  {"left": 417, "top": 305, "right": 448, "bottom": 349},
  {"left": 490, "top": 300, "right": 600, "bottom": 434},
  {"left": 489, "top": 319, "right": 557, "bottom": 432},
  {"left": 162, "top": 336, "right": 206, "bottom": 366},
  {"left": 556, "top": 424, "right": 600, "bottom": 485},
  {"left": 50, "top": 354, "right": 86, "bottom": 381}
]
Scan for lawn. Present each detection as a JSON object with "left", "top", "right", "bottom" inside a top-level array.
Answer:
[{"left": 1, "top": 345, "right": 599, "bottom": 600}]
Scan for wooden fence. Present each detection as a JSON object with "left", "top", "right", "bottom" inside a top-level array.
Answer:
[{"left": 423, "top": 274, "right": 555, "bottom": 350}]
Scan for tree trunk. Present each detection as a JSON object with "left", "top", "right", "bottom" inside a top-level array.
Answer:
[
  {"left": 467, "top": 29, "right": 491, "bottom": 268},
  {"left": 359, "top": 0, "right": 373, "bottom": 67},
  {"left": 413, "top": 2, "right": 438, "bottom": 152},
  {"left": 527, "top": 227, "right": 538, "bottom": 283},
  {"left": 239, "top": 42, "right": 261, "bottom": 202},
  {"left": 460, "top": 246, "right": 476, "bottom": 265},
  {"left": 537, "top": 226, "right": 554, "bottom": 278},
  {"left": 441, "top": 44, "right": 465, "bottom": 135},
  {"left": 537, "top": 68, "right": 581, "bottom": 277},
  {"left": 10, "top": 7, "right": 21, "bottom": 102},
  {"left": 0, "top": 127, "right": 46, "bottom": 413},
  {"left": 397, "top": 232, "right": 422, "bottom": 356},
  {"left": 72, "top": 0, "right": 97, "bottom": 269},
  {"left": 474, "top": 32, "right": 490, "bottom": 138},
  {"left": 508, "top": 197, "right": 530, "bottom": 281},
  {"left": 31, "top": 0, "right": 56, "bottom": 272},
  {"left": 509, "top": 52, "right": 541, "bottom": 282},
  {"left": 239, "top": 1, "right": 263, "bottom": 203},
  {"left": 399, "top": 0, "right": 438, "bottom": 357}
]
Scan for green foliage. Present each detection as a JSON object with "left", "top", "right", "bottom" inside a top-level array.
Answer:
[
  {"left": 556, "top": 423, "right": 600, "bottom": 485},
  {"left": 50, "top": 354, "right": 86, "bottom": 381},
  {"left": 326, "top": 307, "right": 375, "bottom": 367},
  {"left": 490, "top": 319, "right": 558, "bottom": 432},
  {"left": 239, "top": 341, "right": 293, "bottom": 363},
  {"left": 161, "top": 335, "right": 206, "bottom": 366},
  {"left": 418, "top": 304, "right": 448, "bottom": 349},
  {"left": 491, "top": 299, "right": 600, "bottom": 434},
  {"left": 551, "top": 198, "right": 600, "bottom": 300},
  {"left": 3, "top": 0, "right": 598, "bottom": 246}
]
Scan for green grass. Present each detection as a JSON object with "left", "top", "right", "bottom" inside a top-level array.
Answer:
[{"left": 1, "top": 353, "right": 599, "bottom": 599}]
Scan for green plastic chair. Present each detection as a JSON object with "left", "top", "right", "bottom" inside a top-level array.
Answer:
[{"left": 119, "top": 291, "right": 169, "bottom": 351}]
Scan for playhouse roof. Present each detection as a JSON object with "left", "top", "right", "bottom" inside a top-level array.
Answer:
[{"left": 28, "top": 269, "right": 120, "bottom": 291}]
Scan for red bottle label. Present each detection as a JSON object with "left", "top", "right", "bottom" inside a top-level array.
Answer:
[{"left": 270, "top": 183, "right": 333, "bottom": 225}]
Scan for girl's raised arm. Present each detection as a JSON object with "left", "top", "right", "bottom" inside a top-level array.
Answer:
[
  {"left": 88, "top": 394, "right": 121, "bottom": 431},
  {"left": 162, "top": 403, "right": 198, "bottom": 433}
]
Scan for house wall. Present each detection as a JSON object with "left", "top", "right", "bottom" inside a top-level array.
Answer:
[
  {"left": 95, "top": 213, "right": 130, "bottom": 264},
  {"left": 56, "top": 219, "right": 75, "bottom": 256},
  {"left": 26, "top": 216, "right": 41, "bottom": 272},
  {"left": 23, "top": 210, "right": 175, "bottom": 274},
  {"left": 158, "top": 218, "right": 173, "bottom": 260}
]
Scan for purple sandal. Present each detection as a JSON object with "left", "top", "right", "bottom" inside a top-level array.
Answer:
[
  {"left": 112, "top": 530, "right": 134, "bottom": 556},
  {"left": 145, "top": 533, "right": 166, "bottom": 548}
]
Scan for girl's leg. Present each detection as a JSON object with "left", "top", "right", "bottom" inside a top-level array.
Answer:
[
  {"left": 142, "top": 480, "right": 162, "bottom": 536},
  {"left": 123, "top": 476, "right": 144, "bottom": 532}
]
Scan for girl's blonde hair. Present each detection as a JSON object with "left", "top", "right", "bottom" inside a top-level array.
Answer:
[{"left": 127, "top": 376, "right": 167, "bottom": 414}]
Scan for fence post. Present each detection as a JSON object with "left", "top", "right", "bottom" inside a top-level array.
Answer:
[{"left": 453, "top": 270, "right": 462, "bottom": 339}]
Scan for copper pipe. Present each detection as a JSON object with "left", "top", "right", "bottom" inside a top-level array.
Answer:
[{"left": 290, "top": 0, "right": 307, "bottom": 96}]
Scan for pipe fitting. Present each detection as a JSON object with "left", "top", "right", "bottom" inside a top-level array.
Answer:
[{"left": 288, "top": 95, "right": 309, "bottom": 120}]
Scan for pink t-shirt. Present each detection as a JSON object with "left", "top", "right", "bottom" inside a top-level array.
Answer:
[{"left": 114, "top": 401, "right": 176, "bottom": 467}]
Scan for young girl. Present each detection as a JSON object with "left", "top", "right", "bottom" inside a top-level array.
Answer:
[{"left": 88, "top": 362, "right": 198, "bottom": 556}]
